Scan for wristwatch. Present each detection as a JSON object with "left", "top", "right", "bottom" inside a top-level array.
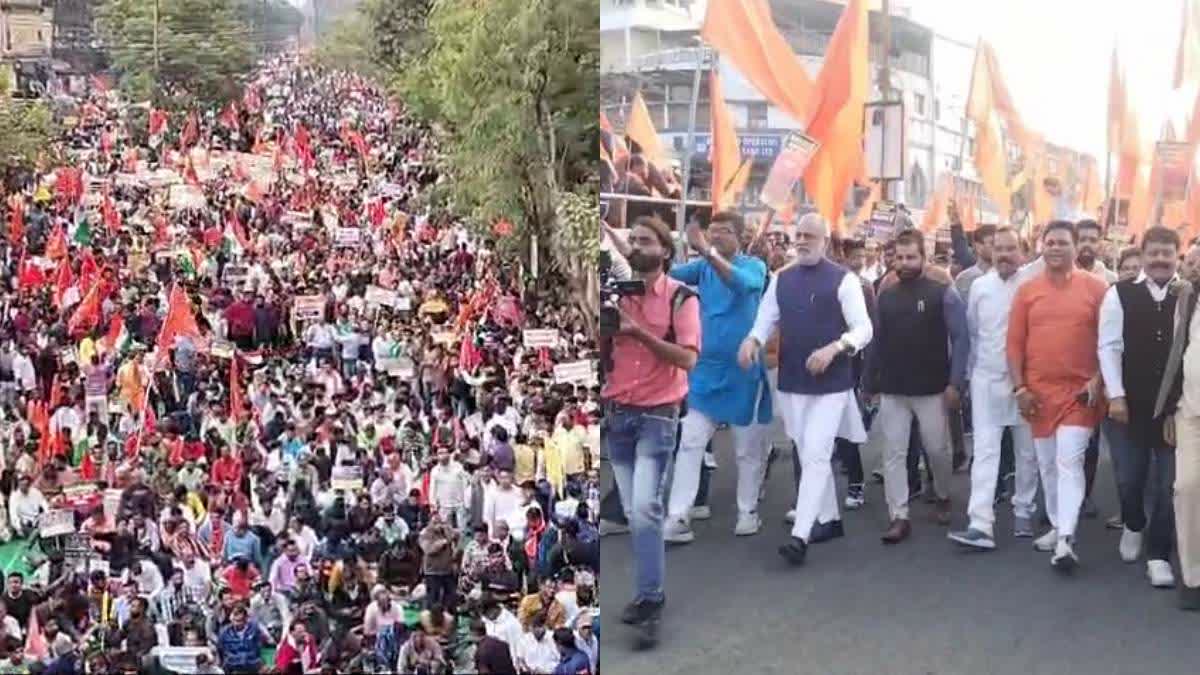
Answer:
[{"left": 707, "top": 245, "right": 718, "bottom": 259}]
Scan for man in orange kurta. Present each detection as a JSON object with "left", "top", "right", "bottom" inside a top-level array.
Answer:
[{"left": 1007, "top": 221, "right": 1107, "bottom": 572}]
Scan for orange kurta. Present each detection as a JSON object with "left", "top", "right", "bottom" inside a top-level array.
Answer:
[{"left": 1007, "top": 271, "right": 1108, "bottom": 438}]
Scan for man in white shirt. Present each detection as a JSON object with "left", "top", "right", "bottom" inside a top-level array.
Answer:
[
  {"left": 948, "top": 227, "right": 1040, "bottom": 551},
  {"left": 482, "top": 470, "right": 523, "bottom": 538},
  {"left": 429, "top": 450, "right": 468, "bottom": 528},
  {"left": 176, "top": 551, "right": 212, "bottom": 602},
  {"left": 1098, "top": 226, "right": 1180, "bottom": 588},
  {"left": 8, "top": 475, "right": 46, "bottom": 538},
  {"left": 516, "top": 618, "right": 560, "bottom": 673},
  {"left": 481, "top": 597, "right": 523, "bottom": 647}
]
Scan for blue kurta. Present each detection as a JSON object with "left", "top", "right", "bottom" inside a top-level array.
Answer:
[{"left": 670, "top": 254, "right": 772, "bottom": 425}]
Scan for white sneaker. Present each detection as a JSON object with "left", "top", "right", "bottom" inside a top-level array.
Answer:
[
  {"left": 1147, "top": 559, "right": 1176, "bottom": 588},
  {"left": 1119, "top": 527, "right": 1144, "bottom": 563},
  {"left": 734, "top": 512, "right": 761, "bottom": 536},
  {"left": 689, "top": 505, "right": 712, "bottom": 521},
  {"left": 663, "top": 518, "right": 695, "bottom": 544},
  {"left": 1051, "top": 537, "right": 1078, "bottom": 572},
  {"left": 784, "top": 510, "right": 796, "bottom": 524},
  {"left": 1033, "top": 528, "right": 1058, "bottom": 552}
]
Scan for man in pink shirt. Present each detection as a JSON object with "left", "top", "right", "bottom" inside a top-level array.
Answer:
[{"left": 601, "top": 215, "right": 699, "bottom": 648}]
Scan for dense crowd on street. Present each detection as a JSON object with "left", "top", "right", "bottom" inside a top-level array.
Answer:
[
  {"left": 599, "top": 134, "right": 1200, "bottom": 649},
  {"left": 0, "top": 54, "right": 600, "bottom": 674}
]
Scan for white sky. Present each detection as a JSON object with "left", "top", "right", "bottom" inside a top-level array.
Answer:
[{"left": 909, "top": 0, "right": 1190, "bottom": 161}]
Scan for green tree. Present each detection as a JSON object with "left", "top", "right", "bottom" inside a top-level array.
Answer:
[
  {"left": 399, "top": 0, "right": 599, "bottom": 334},
  {"left": 234, "top": 0, "right": 304, "bottom": 55},
  {"left": 313, "top": 9, "right": 380, "bottom": 78},
  {"left": 96, "top": 0, "right": 255, "bottom": 109},
  {"left": 314, "top": 0, "right": 430, "bottom": 76},
  {"left": 0, "top": 100, "right": 61, "bottom": 174}
]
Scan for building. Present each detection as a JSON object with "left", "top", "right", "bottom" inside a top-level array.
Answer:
[
  {"left": 601, "top": 0, "right": 1095, "bottom": 227},
  {"left": 0, "top": 0, "right": 54, "bottom": 95}
]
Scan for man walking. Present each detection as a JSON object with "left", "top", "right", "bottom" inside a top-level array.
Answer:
[
  {"left": 865, "top": 229, "right": 969, "bottom": 544},
  {"left": 664, "top": 211, "right": 772, "bottom": 542},
  {"left": 948, "top": 227, "right": 1039, "bottom": 549},
  {"left": 1099, "top": 226, "right": 1180, "bottom": 588},
  {"left": 602, "top": 215, "right": 699, "bottom": 646},
  {"left": 738, "top": 213, "right": 872, "bottom": 566},
  {"left": 1008, "top": 220, "right": 1107, "bottom": 571}
]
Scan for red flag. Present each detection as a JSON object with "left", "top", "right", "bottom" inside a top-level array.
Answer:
[
  {"left": 123, "top": 147, "right": 140, "bottom": 173},
  {"left": 153, "top": 213, "right": 169, "bottom": 249},
  {"left": 294, "top": 123, "right": 311, "bottom": 154},
  {"left": 17, "top": 255, "right": 45, "bottom": 291},
  {"left": 228, "top": 210, "right": 251, "bottom": 250},
  {"left": 102, "top": 191, "right": 121, "bottom": 234},
  {"left": 184, "top": 155, "right": 201, "bottom": 186},
  {"left": 234, "top": 159, "right": 250, "bottom": 181},
  {"left": 103, "top": 314, "right": 124, "bottom": 352},
  {"left": 100, "top": 130, "right": 115, "bottom": 155},
  {"left": 51, "top": 258, "right": 72, "bottom": 309},
  {"left": 368, "top": 201, "right": 386, "bottom": 229},
  {"left": 148, "top": 108, "right": 168, "bottom": 138},
  {"left": 230, "top": 356, "right": 246, "bottom": 422},
  {"left": 45, "top": 225, "right": 67, "bottom": 260},
  {"left": 68, "top": 281, "right": 103, "bottom": 335},
  {"left": 156, "top": 284, "right": 203, "bottom": 350},
  {"left": 252, "top": 128, "right": 268, "bottom": 155},
  {"left": 458, "top": 333, "right": 482, "bottom": 373},
  {"left": 79, "top": 249, "right": 100, "bottom": 291},
  {"left": 243, "top": 87, "right": 262, "bottom": 113},
  {"left": 23, "top": 608, "right": 48, "bottom": 662},
  {"left": 7, "top": 195, "right": 24, "bottom": 246},
  {"left": 180, "top": 112, "right": 199, "bottom": 149},
  {"left": 203, "top": 224, "right": 223, "bottom": 249},
  {"left": 492, "top": 219, "right": 514, "bottom": 237},
  {"left": 219, "top": 100, "right": 240, "bottom": 131}
]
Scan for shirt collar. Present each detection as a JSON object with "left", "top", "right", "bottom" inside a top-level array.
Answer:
[
  {"left": 647, "top": 273, "right": 669, "bottom": 297},
  {"left": 1135, "top": 272, "right": 1179, "bottom": 291}
]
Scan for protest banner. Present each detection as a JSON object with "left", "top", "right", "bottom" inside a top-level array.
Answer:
[
  {"left": 522, "top": 329, "right": 559, "bottom": 349},
  {"left": 292, "top": 295, "right": 325, "bottom": 322},
  {"left": 553, "top": 360, "right": 596, "bottom": 385},
  {"left": 331, "top": 466, "right": 364, "bottom": 491},
  {"left": 760, "top": 131, "right": 820, "bottom": 211}
]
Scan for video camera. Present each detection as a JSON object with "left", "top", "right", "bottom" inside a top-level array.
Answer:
[{"left": 598, "top": 251, "right": 646, "bottom": 377}]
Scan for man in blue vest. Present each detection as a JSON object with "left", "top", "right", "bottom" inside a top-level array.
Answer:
[
  {"left": 664, "top": 211, "right": 773, "bottom": 542},
  {"left": 866, "top": 229, "right": 969, "bottom": 544},
  {"left": 738, "top": 213, "right": 873, "bottom": 566}
]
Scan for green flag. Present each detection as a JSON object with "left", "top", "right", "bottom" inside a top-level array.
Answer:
[{"left": 73, "top": 219, "right": 92, "bottom": 246}]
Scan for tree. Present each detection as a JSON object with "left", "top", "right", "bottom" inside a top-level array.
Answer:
[
  {"left": 314, "top": 0, "right": 430, "bottom": 77},
  {"left": 96, "top": 0, "right": 255, "bottom": 109},
  {"left": 399, "top": 0, "right": 599, "bottom": 334},
  {"left": 313, "top": 10, "right": 380, "bottom": 79},
  {"left": 234, "top": 0, "right": 304, "bottom": 55},
  {"left": 0, "top": 100, "right": 60, "bottom": 178}
]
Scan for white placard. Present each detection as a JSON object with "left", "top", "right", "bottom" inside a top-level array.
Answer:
[
  {"left": 522, "top": 329, "right": 559, "bottom": 349},
  {"left": 386, "top": 358, "right": 416, "bottom": 380},
  {"left": 553, "top": 360, "right": 597, "bottom": 385},
  {"left": 394, "top": 296, "right": 412, "bottom": 311},
  {"left": 39, "top": 509, "right": 75, "bottom": 538},
  {"left": 331, "top": 466, "right": 363, "bottom": 491},
  {"left": 103, "top": 489, "right": 122, "bottom": 520},
  {"left": 208, "top": 339, "right": 235, "bottom": 359},
  {"left": 292, "top": 295, "right": 325, "bottom": 322},
  {"left": 335, "top": 227, "right": 361, "bottom": 247},
  {"left": 364, "top": 285, "right": 397, "bottom": 308}
]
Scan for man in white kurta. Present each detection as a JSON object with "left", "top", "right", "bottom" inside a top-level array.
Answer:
[
  {"left": 738, "top": 214, "right": 872, "bottom": 566},
  {"left": 948, "top": 227, "right": 1039, "bottom": 550}
]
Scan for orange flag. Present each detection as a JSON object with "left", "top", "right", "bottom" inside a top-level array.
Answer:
[
  {"left": 851, "top": 181, "right": 883, "bottom": 229},
  {"left": 701, "top": 0, "right": 816, "bottom": 124},
  {"left": 1128, "top": 163, "right": 1153, "bottom": 236},
  {"left": 45, "top": 225, "right": 67, "bottom": 260},
  {"left": 24, "top": 611, "right": 48, "bottom": 662},
  {"left": 51, "top": 258, "right": 72, "bottom": 310},
  {"left": 1078, "top": 158, "right": 1104, "bottom": 216},
  {"left": 230, "top": 355, "right": 246, "bottom": 422},
  {"left": 966, "top": 43, "right": 1012, "bottom": 223},
  {"left": 625, "top": 92, "right": 665, "bottom": 168},
  {"left": 68, "top": 281, "right": 103, "bottom": 335},
  {"left": 802, "top": 0, "right": 869, "bottom": 228},
  {"left": 156, "top": 284, "right": 203, "bottom": 350},
  {"left": 922, "top": 176, "right": 952, "bottom": 233},
  {"left": 709, "top": 71, "right": 742, "bottom": 212},
  {"left": 804, "top": 0, "right": 867, "bottom": 143},
  {"left": 1178, "top": 0, "right": 1200, "bottom": 89},
  {"left": 1109, "top": 46, "right": 1127, "bottom": 150},
  {"left": 7, "top": 195, "right": 24, "bottom": 246}
]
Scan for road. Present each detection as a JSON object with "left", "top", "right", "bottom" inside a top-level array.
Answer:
[{"left": 600, "top": 432, "right": 1200, "bottom": 675}]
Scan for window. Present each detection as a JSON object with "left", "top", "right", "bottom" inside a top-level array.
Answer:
[
  {"left": 914, "top": 93, "right": 926, "bottom": 117},
  {"left": 747, "top": 103, "right": 768, "bottom": 130},
  {"left": 933, "top": 98, "right": 940, "bottom": 121},
  {"left": 907, "top": 162, "right": 927, "bottom": 207}
]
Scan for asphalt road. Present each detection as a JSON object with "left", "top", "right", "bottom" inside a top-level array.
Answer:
[{"left": 600, "top": 432, "right": 1200, "bottom": 675}]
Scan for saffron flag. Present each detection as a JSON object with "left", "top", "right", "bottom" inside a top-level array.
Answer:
[
  {"left": 625, "top": 92, "right": 666, "bottom": 168},
  {"left": 701, "top": 0, "right": 816, "bottom": 124},
  {"left": 965, "top": 42, "right": 1012, "bottom": 223},
  {"left": 1178, "top": 0, "right": 1200, "bottom": 89},
  {"left": 148, "top": 108, "right": 168, "bottom": 138},
  {"left": 156, "top": 284, "right": 203, "bottom": 350},
  {"left": 68, "top": 281, "right": 103, "bottom": 335},
  {"left": 230, "top": 355, "right": 246, "bottom": 422},
  {"left": 708, "top": 71, "right": 742, "bottom": 212},
  {"left": 804, "top": 0, "right": 868, "bottom": 143},
  {"left": 45, "top": 225, "right": 67, "bottom": 260},
  {"left": 8, "top": 195, "right": 24, "bottom": 246},
  {"left": 52, "top": 258, "right": 72, "bottom": 310}
]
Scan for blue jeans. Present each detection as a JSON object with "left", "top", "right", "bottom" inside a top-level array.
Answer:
[
  {"left": 1103, "top": 419, "right": 1176, "bottom": 560},
  {"left": 603, "top": 402, "right": 679, "bottom": 603}
]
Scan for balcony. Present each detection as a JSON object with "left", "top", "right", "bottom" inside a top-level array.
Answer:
[{"left": 631, "top": 46, "right": 712, "bottom": 72}]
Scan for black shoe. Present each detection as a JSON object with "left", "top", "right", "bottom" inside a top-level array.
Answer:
[
  {"left": 620, "top": 597, "right": 665, "bottom": 625},
  {"left": 808, "top": 520, "right": 845, "bottom": 544},
  {"left": 778, "top": 537, "right": 808, "bottom": 565},
  {"left": 1181, "top": 586, "right": 1200, "bottom": 611},
  {"left": 633, "top": 614, "right": 661, "bottom": 649}
]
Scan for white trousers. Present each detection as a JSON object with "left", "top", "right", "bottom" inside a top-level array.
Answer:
[
  {"left": 776, "top": 390, "right": 850, "bottom": 541},
  {"left": 667, "top": 408, "right": 770, "bottom": 520},
  {"left": 1033, "top": 425, "right": 1092, "bottom": 539},
  {"left": 877, "top": 394, "right": 952, "bottom": 520},
  {"left": 967, "top": 418, "right": 1038, "bottom": 536}
]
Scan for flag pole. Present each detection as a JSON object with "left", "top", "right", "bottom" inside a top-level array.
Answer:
[
  {"left": 676, "top": 40, "right": 709, "bottom": 251},
  {"left": 955, "top": 39, "right": 981, "bottom": 223}
]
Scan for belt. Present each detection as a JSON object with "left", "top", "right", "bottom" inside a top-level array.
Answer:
[{"left": 603, "top": 400, "right": 680, "bottom": 417}]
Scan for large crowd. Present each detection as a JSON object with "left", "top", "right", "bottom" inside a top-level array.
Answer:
[{"left": 0, "top": 55, "right": 600, "bottom": 674}]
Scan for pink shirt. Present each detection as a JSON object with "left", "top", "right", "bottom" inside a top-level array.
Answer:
[{"left": 602, "top": 274, "right": 700, "bottom": 406}]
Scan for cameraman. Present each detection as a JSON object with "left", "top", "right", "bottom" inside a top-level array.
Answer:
[{"left": 601, "top": 215, "right": 698, "bottom": 648}]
